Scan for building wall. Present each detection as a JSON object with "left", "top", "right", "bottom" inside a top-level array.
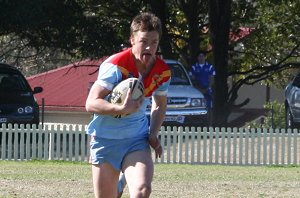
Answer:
[
  {"left": 235, "top": 83, "right": 284, "bottom": 109},
  {"left": 40, "top": 111, "right": 92, "bottom": 125},
  {"left": 39, "top": 84, "right": 285, "bottom": 125}
]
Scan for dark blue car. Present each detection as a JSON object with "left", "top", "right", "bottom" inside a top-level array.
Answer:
[{"left": 0, "top": 63, "right": 43, "bottom": 126}]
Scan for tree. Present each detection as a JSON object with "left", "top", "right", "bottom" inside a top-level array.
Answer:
[
  {"left": 208, "top": 0, "right": 232, "bottom": 126},
  {"left": 206, "top": 0, "right": 300, "bottom": 126},
  {"left": 0, "top": 0, "right": 124, "bottom": 57},
  {"left": 227, "top": 0, "right": 300, "bottom": 120},
  {"left": 1, "top": 0, "right": 300, "bottom": 127},
  {"left": 0, "top": 33, "right": 76, "bottom": 76},
  {"left": 0, "top": 0, "right": 135, "bottom": 74}
]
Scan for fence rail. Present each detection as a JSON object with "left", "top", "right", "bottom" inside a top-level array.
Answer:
[{"left": 1, "top": 124, "right": 299, "bottom": 165}]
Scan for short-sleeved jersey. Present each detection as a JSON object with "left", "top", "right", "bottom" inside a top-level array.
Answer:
[
  {"left": 190, "top": 62, "right": 215, "bottom": 89},
  {"left": 87, "top": 48, "right": 171, "bottom": 139}
]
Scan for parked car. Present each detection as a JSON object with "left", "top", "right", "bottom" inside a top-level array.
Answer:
[
  {"left": 147, "top": 59, "right": 208, "bottom": 126},
  {"left": 0, "top": 63, "right": 43, "bottom": 127},
  {"left": 285, "top": 71, "right": 300, "bottom": 129}
]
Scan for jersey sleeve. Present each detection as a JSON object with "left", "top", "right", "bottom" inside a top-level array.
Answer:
[
  {"left": 95, "top": 62, "right": 122, "bottom": 91},
  {"left": 209, "top": 65, "right": 216, "bottom": 76},
  {"left": 190, "top": 64, "right": 196, "bottom": 75},
  {"left": 153, "top": 77, "right": 171, "bottom": 96}
]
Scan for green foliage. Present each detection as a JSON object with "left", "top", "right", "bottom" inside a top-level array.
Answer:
[
  {"left": 0, "top": 0, "right": 124, "bottom": 58},
  {"left": 245, "top": 100, "right": 285, "bottom": 129},
  {"left": 230, "top": 0, "right": 300, "bottom": 87},
  {"left": 0, "top": 0, "right": 138, "bottom": 75},
  {"left": 0, "top": 0, "right": 299, "bottom": 126}
]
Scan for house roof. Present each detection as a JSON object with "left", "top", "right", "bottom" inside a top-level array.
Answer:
[
  {"left": 229, "top": 27, "right": 254, "bottom": 42},
  {"left": 27, "top": 58, "right": 106, "bottom": 112}
]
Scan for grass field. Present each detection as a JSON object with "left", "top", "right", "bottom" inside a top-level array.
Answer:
[{"left": 0, "top": 160, "right": 299, "bottom": 198}]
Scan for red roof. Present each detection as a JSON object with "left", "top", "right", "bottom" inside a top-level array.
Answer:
[
  {"left": 27, "top": 58, "right": 106, "bottom": 112},
  {"left": 229, "top": 27, "right": 254, "bottom": 42}
]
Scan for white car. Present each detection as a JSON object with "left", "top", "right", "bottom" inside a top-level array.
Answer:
[{"left": 148, "top": 59, "right": 208, "bottom": 126}]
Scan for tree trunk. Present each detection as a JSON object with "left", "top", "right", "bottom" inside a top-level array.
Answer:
[
  {"left": 178, "top": 0, "right": 202, "bottom": 66},
  {"left": 147, "top": 0, "right": 174, "bottom": 59},
  {"left": 208, "top": 0, "right": 232, "bottom": 126}
]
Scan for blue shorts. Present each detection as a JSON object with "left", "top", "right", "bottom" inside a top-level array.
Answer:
[{"left": 89, "top": 136, "right": 150, "bottom": 171}]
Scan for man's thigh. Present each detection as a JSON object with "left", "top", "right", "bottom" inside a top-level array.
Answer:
[
  {"left": 92, "top": 163, "right": 119, "bottom": 198},
  {"left": 122, "top": 150, "right": 154, "bottom": 188}
]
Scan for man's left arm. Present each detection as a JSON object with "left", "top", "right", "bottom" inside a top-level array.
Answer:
[
  {"left": 209, "top": 75, "right": 215, "bottom": 89},
  {"left": 148, "top": 94, "right": 167, "bottom": 158},
  {"left": 148, "top": 73, "right": 170, "bottom": 158},
  {"left": 209, "top": 65, "right": 216, "bottom": 89}
]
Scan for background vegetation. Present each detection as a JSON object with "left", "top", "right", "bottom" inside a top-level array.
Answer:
[
  {"left": 245, "top": 100, "right": 286, "bottom": 129},
  {"left": 1, "top": 0, "right": 300, "bottom": 126}
]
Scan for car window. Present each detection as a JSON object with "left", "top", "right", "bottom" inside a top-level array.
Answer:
[
  {"left": 167, "top": 63, "right": 190, "bottom": 85},
  {"left": 292, "top": 73, "right": 300, "bottom": 87},
  {"left": 0, "top": 73, "right": 29, "bottom": 91}
]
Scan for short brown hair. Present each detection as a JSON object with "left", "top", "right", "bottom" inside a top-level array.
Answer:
[{"left": 130, "top": 12, "right": 162, "bottom": 39}]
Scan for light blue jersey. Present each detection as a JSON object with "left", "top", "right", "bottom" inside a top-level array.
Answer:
[{"left": 86, "top": 49, "right": 171, "bottom": 139}]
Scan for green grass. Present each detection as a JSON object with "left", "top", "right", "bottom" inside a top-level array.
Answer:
[{"left": 0, "top": 160, "right": 300, "bottom": 198}]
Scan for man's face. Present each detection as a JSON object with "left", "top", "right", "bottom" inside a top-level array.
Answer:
[
  {"left": 197, "top": 53, "right": 206, "bottom": 63},
  {"left": 131, "top": 30, "right": 159, "bottom": 66}
]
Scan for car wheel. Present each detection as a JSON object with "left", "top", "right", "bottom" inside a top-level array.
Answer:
[{"left": 285, "top": 105, "right": 295, "bottom": 129}]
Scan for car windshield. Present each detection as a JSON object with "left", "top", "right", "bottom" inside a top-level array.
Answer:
[
  {"left": 0, "top": 73, "right": 29, "bottom": 91},
  {"left": 167, "top": 63, "right": 190, "bottom": 85},
  {"left": 292, "top": 73, "right": 300, "bottom": 87}
]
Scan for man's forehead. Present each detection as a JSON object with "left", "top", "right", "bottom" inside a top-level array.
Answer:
[{"left": 135, "top": 31, "right": 159, "bottom": 39}]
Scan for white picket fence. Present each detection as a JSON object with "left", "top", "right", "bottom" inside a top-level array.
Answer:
[{"left": 0, "top": 124, "right": 299, "bottom": 165}]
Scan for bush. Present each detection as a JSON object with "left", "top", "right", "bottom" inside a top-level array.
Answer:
[{"left": 245, "top": 100, "right": 285, "bottom": 129}]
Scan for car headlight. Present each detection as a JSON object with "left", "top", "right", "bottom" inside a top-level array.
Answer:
[
  {"left": 17, "top": 106, "right": 34, "bottom": 114},
  {"left": 17, "top": 108, "right": 24, "bottom": 114},
  {"left": 191, "top": 98, "right": 203, "bottom": 107},
  {"left": 25, "top": 106, "right": 34, "bottom": 113}
]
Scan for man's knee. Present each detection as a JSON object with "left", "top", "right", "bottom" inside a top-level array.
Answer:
[{"left": 132, "top": 183, "right": 152, "bottom": 198}]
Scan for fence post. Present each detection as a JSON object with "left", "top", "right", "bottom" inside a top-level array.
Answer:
[
  {"left": 269, "top": 128, "right": 274, "bottom": 165},
  {"left": 232, "top": 127, "right": 238, "bottom": 165},
  {"left": 48, "top": 124, "right": 56, "bottom": 160},
  {"left": 202, "top": 127, "right": 208, "bottom": 164},
  {"left": 1, "top": 127, "right": 7, "bottom": 160},
  {"left": 215, "top": 127, "right": 220, "bottom": 164},
  {"left": 262, "top": 128, "right": 268, "bottom": 165},
  {"left": 293, "top": 128, "right": 298, "bottom": 164},
  {"left": 48, "top": 131, "right": 53, "bottom": 160},
  {"left": 238, "top": 128, "right": 244, "bottom": 165},
  {"left": 190, "top": 127, "right": 196, "bottom": 164}
]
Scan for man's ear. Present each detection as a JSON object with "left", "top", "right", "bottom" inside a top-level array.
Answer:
[{"left": 130, "top": 36, "right": 135, "bottom": 45}]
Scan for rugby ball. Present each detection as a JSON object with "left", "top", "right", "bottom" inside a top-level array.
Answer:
[{"left": 109, "top": 78, "right": 144, "bottom": 118}]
